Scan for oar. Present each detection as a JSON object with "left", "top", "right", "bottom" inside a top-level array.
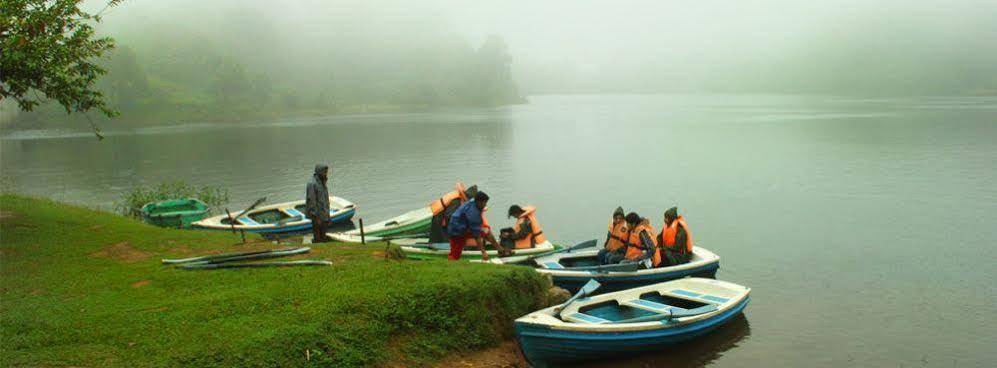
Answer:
[
  {"left": 554, "top": 279, "right": 601, "bottom": 319},
  {"left": 233, "top": 196, "right": 268, "bottom": 220},
  {"left": 610, "top": 304, "right": 719, "bottom": 324},
  {"left": 180, "top": 247, "right": 311, "bottom": 265},
  {"left": 520, "top": 239, "right": 597, "bottom": 263},
  {"left": 161, "top": 247, "right": 306, "bottom": 264},
  {"left": 178, "top": 260, "right": 332, "bottom": 270}
]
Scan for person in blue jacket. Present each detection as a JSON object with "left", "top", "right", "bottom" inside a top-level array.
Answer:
[{"left": 447, "top": 191, "right": 505, "bottom": 260}]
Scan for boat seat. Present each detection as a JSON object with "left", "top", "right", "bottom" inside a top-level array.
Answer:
[
  {"left": 563, "top": 313, "right": 610, "bottom": 324},
  {"left": 623, "top": 299, "right": 678, "bottom": 314},
  {"left": 669, "top": 289, "right": 729, "bottom": 304},
  {"left": 701, "top": 295, "right": 730, "bottom": 303},
  {"left": 541, "top": 261, "right": 565, "bottom": 269},
  {"left": 238, "top": 217, "right": 261, "bottom": 226},
  {"left": 283, "top": 208, "right": 305, "bottom": 217}
]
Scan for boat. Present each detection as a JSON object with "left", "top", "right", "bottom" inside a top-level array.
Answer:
[
  {"left": 327, "top": 207, "right": 433, "bottom": 242},
  {"left": 141, "top": 198, "right": 210, "bottom": 229},
  {"left": 391, "top": 238, "right": 559, "bottom": 260},
  {"left": 515, "top": 277, "right": 750, "bottom": 367},
  {"left": 487, "top": 246, "right": 720, "bottom": 293},
  {"left": 192, "top": 197, "right": 356, "bottom": 235}
]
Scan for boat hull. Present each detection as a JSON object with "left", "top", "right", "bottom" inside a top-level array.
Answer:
[
  {"left": 192, "top": 197, "right": 356, "bottom": 235},
  {"left": 328, "top": 207, "right": 433, "bottom": 242},
  {"left": 514, "top": 278, "right": 750, "bottom": 367},
  {"left": 512, "top": 247, "right": 720, "bottom": 293},
  {"left": 515, "top": 296, "right": 749, "bottom": 367},
  {"left": 141, "top": 198, "right": 210, "bottom": 229},
  {"left": 394, "top": 238, "right": 559, "bottom": 260}
]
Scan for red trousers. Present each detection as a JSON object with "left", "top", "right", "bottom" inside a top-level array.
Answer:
[{"left": 448, "top": 234, "right": 469, "bottom": 261}]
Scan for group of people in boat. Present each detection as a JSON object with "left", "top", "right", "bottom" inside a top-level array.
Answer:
[
  {"left": 427, "top": 182, "right": 547, "bottom": 261},
  {"left": 304, "top": 166, "right": 690, "bottom": 267},
  {"left": 599, "top": 206, "right": 694, "bottom": 268}
]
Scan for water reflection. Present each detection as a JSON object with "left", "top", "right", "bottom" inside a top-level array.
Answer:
[{"left": 573, "top": 314, "right": 752, "bottom": 368}]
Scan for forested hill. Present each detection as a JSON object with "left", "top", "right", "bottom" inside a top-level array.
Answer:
[{"left": 7, "top": 2, "right": 524, "bottom": 129}]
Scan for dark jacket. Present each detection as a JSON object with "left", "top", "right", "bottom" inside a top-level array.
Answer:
[{"left": 305, "top": 165, "right": 330, "bottom": 221}]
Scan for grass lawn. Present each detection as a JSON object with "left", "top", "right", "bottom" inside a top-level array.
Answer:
[{"left": 0, "top": 195, "right": 549, "bottom": 367}]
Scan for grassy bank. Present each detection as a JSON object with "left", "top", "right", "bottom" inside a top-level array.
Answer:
[{"left": 0, "top": 195, "right": 548, "bottom": 367}]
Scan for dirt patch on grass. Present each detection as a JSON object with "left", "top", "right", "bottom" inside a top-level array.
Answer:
[
  {"left": 130, "top": 280, "right": 150, "bottom": 288},
  {"left": 0, "top": 210, "right": 15, "bottom": 220},
  {"left": 430, "top": 340, "right": 526, "bottom": 368},
  {"left": 90, "top": 242, "right": 152, "bottom": 263}
]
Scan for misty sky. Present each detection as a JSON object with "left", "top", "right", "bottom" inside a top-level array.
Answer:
[{"left": 91, "top": 0, "right": 997, "bottom": 94}]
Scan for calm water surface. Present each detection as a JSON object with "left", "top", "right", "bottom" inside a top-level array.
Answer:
[{"left": 3, "top": 95, "right": 996, "bottom": 367}]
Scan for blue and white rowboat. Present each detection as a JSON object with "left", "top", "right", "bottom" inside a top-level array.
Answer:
[
  {"left": 192, "top": 197, "right": 356, "bottom": 235},
  {"left": 515, "top": 277, "right": 750, "bottom": 367},
  {"left": 488, "top": 246, "right": 720, "bottom": 293}
]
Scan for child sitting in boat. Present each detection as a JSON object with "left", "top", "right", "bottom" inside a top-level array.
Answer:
[
  {"left": 598, "top": 207, "right": 628, "bottom": 264},
  {"left": 499, "top": 205, "right": 546, "bottom": 251}
]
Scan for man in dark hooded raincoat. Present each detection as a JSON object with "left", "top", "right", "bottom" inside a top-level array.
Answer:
[{"left": 306, "top": 164, "right": 331, "bottom": 242}]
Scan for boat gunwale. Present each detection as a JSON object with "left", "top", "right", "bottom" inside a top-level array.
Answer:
[{"left": 516, "top": 278, "right": 749, "bottom": 333}]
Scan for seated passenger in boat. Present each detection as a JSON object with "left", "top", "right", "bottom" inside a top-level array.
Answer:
[
  {"left": 654, "top": 207, "right": 694, "bottom": 267},
  {"left": 623, "top": 212, "right": 657, "bottom": 265},
  {"left": 428, "top": 183, "right": 477, "bottom": 243},
  {"left": 499, "top": 205, "right": 546, "bottom": 251},
  {"left": 598, "top": 207, "right": 628, "bottom": 265}
]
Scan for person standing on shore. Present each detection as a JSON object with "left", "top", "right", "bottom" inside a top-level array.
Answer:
[
  {"left": 447, "top": 191, "right": 503, "bottom": 261},
  {"left": 306, "top": 164, "right": 331, "bottom": 243}
]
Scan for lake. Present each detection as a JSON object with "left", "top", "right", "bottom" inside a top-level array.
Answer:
[{"left": 3, "top": 94, "right": 996, "bottom": 367}]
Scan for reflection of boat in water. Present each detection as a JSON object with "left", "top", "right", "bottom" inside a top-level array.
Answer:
[{"left": 572, "top": 312, "right": 752, "bottom": 368}]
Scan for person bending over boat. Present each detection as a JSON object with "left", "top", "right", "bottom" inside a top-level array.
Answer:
[
  {"left": 623, "top": 212, "right": 657, "bottom": 265},
  {"left": 598, "top": 207, "right": 628, "bottom": 265},
  {"left": 654, "top": 207, "right": 694, "bottom": 267},
  {"left": 305, "top": 164, "right": 332, "bottom": 243},
  {"left": 447, "top": 191, "right": 505, "bottom": 261},
  {"left": 428, "top": 183, "right": 478, "bottom": 243},
  {"left": 499, "top": 205, "right": 546, "bottom": 252}
]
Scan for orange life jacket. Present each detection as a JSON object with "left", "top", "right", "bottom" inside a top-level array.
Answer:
[
  {"left": 624, "top": 220, "right": 656, "bottom": 260},
  {"left": 606, "top": 220, "right": 628, "bottom": 252},
  {"left": 512, "top": 206, "right": 546, "bottom": 249},
  {"left": 429, "top": 182, "right": 468, "bottom": 216},
  {"left": 653, "top": 216, "right": 694, "bottom": 266}
]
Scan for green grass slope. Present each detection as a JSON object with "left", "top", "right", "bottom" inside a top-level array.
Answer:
[{"left": 0, "top": 195, "right": 548, "bottom": 367}]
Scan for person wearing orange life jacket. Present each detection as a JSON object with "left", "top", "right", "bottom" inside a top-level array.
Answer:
[
  {"left": 653, "top": 207, "right": 694, "bottom": 267},
  {"left": 623, "top": 212, "right": 657, "bottom": 262},
  {"left": 597, "top": 207, "right": 628, "bottom": 265},
  {"left": 427, "top": 183, "right": 477, "bottom": 243},
  {"left": 499, "top": 205, "right": 546, "bottom": 251}
]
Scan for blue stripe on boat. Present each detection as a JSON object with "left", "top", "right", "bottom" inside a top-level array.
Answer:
[
  {"left": 671, "top": 289, "right": 701, "bottom": 298},
  {"left": 629, "top": 299, "right": 674, "bottom": 313},
  {"left": 702, "top": 295, "right": 730, "bottom": 303},
  {"left": 284, "top": 208, "right": 304, "bottom": 217},
  {"left": 239, "top": 217, "right": 260, "bottom": 226},
  {"left": 569, "top": 313, "right": 610, "bottom": 324},
  {"left": 544, "top": 261, "right": 565, "bottom": 269}
]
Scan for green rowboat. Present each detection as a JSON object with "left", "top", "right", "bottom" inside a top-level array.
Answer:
[
  {"left": 327, "top": 207, "right": 433, "bottom": 242},
  {"left": 141, "top": 198, "right": 210, "bottom": 229}
]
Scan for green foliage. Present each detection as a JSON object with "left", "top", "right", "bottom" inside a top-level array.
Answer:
[
  {"left": 118, "top": 181, "right": 229, "bottom": 218},
  {"left": 0, "top": 194, "right": 549, "bottom": 367},
  {"left": 0, "top": 0, "right": 122, "bottom": 118}
]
